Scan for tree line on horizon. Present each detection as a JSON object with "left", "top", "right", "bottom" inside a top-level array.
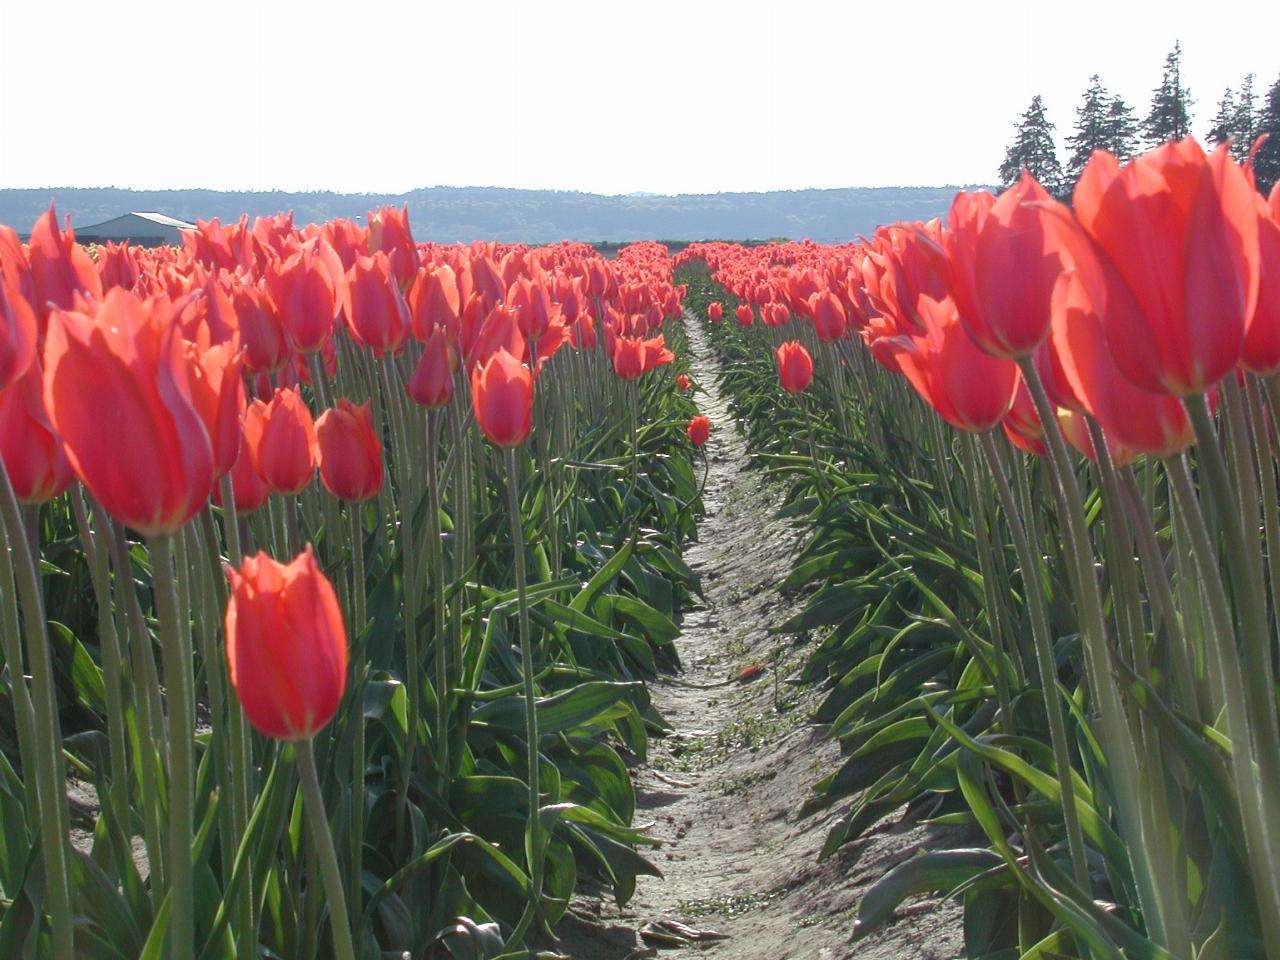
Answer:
[{"left": 1000, "top": 42, "right": 1280, "bottom": 196}]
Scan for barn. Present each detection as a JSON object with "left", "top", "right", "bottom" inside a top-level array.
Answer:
[{"left": 73, "top": 211, "right": 195, "bottom": 248}]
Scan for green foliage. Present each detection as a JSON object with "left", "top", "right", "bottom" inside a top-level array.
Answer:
[
  {"left": 1144, "top": 41, "right": 1194, "bottom": 145},
  {"left": 1254, "top": 73, "right": 1280, "bottom": 195},
  {"left": 999, "top": 95, "right": 1065, "bottom": 195},
  {"left": 1066, "top": 75, "right": 1140, "bottom": 183}
]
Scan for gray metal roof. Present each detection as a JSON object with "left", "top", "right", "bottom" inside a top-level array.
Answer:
[{"left": 76, "top": 212, "right": 195, "bottom": 233}]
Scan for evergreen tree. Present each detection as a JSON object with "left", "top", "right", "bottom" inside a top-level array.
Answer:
[
  {"left": 1104, "top": 96, "right": 1141, "bottom": 162},
  {"left": 1207, "top": 86, "right": 1238, "bottom": 147},
  {"left": 1256, "top": 73, "right": 1280, "bottom": 195},
  {"left": 1066, "top": 76, "right": 1112, "bottom": 181},
  {"left": 1209, "top": 76, "right": 1259, "bottom": 161},
  {"left": 1144, "top": 41, "right": 1194, "bottom": 145},
  {"left": 999, "top": 95, "right": 1065, "bottom": 194},
  {"left": 1233, "top": 73, "right": 1258, "bottom": 160}
]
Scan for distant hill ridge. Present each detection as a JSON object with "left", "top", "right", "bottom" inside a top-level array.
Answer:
[{"left": 0, "top": 184, "right": 979, "bottom": 245}]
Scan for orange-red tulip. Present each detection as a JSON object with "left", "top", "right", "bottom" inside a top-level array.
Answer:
[
  {"left": 0, "top": 271, "right": 37, "bottom": 391},
  {"left": 887, "top": 295, "right": 1018, "bottom": 432},
  {"left": 946, "top": 173, "right": 1067, "bottom": 359},
  {"left": 676, "top": 374, "right": 691, "bottom": 392},
  {"left": 315, "top": 399, "right": 383, "bottom": 502},
  {"left": 776, "top": 341, "right": 814, "bottom": 393},
  {"left": 218, "top": 401, "right": 271, "bottom": 514},
  {"left": 471, "top": 348, "right": 532, "bottom": 447},
  {"left": 254, "top": 387, "right": 317, "bottom": 495},
  {"left": 707, "top": 302, "right": 723, "bottom": 323},
  {"left": 734, "top": 304, "right": 754, "bottom": 327},
  {"left": 232, "top": 282, "right": 288, "bottom": 374},
  {"left": 186, "top": 340, "right": 246, "bottom": 479},
  {"left": 266, "top": 246, "right": 338, "bottom": 354},
  {"left": 43, "top": 289, "right": 214, "bottom": 537},
  {"left": 808, "top": 291, "right": 847, "bottom": 342},
  {"left": 1049, "top": 270, "right": 1194, "bottom": 458},
  {"left": 407, "top": 329, "right": 456, "bottom": 409},
  {"left": 0, "top": 363, "right": 73, "bottom": 504},
  {"left": 224, "top": 546, "right": 348, "bottom": 741},
  {"left": 1071, "top": 139, "right": 1259, "bottom": 396},
  {"left": 1243, "top": 186, "right": 1280, "bottom": 374},
  {"left": 687, "top": 415, "right": 710, "bottom": 446},
  {"left": 343, "top": 253, "right": 411, "bottom": 356}
]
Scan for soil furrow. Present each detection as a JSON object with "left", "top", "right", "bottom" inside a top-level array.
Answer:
[{"left": 556, "top": 317, "right": 963, "bottom": 960}]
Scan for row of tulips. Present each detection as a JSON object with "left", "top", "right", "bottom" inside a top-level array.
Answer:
[
  {"left": 679, "top": 136, "right": 1280, "bottom": 959},
  {"left": 0, "top": 208, "right": 710, "bottom": 958}
]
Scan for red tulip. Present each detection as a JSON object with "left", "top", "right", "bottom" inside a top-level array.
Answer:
[
  {"left": 887, "top": 295, "right": 1018, "bottom": 432},
  {"left": 676, "top": 373, "right": 691, "bottom": 392},
  {"left": 946, "top": 173, "right": 1068, "bottom": 359},
  {"left": 343, "top": 253, "right": 411, "bottom": 356},
  {"left": 734, "top": 304, "right": 754, "bottom": 327},
  {"left": 232, "top": 282, "right": 289, "bottom": 374},
  {"left": 254, "top": 387, "right": 317, "bottom": 495},
  {"left": 0, "top": 363, "right": 73, "bottom": 504},
  {"left": 43, "top": 289, "right": 214, "bottom": 537},
  {"left": 224, "top": 546, "right": 348, "bottom": 741},
  {"left": 471, "top": 348, "right": 533, "bottom": 447},
  {"left": 316, "top": 399, "right": 383, "bottom": 502},
  {"left": 266, "top": 246, "right": 338, "bottom": 354},
  {"left": 707, "top": 302, "right": 723, "bottom": 323},
  {"left": 808, "top": 291, "right": 847, "bottom": 342},
  {"left": 0, "top": 271, "right": 37, "bottom": 392},
  {"left": 218, "top": 402, "right": 271, "bottom": 514},
  {"left": 407, "top": 329, "right": 457, "bottom": 409},
  {"left": 687, "top": 414, "right": 710, "bottom": 446},
  {"left": 776, "top": 341, "right": 814, "bottom": 393},
  {"left": 1071, "top": 139, "right": 1259, "bottom": 396},
  {"left": 26, "top": 206, "right": 102, "bottom": 322},
  {"left": 186, "top": 341, "right": 246, "bottom": 479},
  {"left": 1049, "top": 270, "right": 1194, "bottom": 458},
  {"left": 409, "top": 265, "right": 461, "bottom": 341},
  {"left": 1243, "top": 186, "right": 1280, "bottom": 374}
]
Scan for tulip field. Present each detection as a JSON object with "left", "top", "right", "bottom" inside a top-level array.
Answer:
[{"left": 1, "top": 133, "right": 1279, "bottom": 960}]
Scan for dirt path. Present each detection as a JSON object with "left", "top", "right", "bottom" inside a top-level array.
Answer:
[{"left": 555, "top": 318, "right": 963, "bottom": 960}]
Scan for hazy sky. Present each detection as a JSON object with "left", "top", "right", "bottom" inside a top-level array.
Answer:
[{"left": 1, "top": 0, "right": 1277, "bottom": 195}]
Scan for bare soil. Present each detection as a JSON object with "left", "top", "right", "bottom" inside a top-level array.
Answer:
[{"left": 551, "top": 320, "right": 964, "bottom": 959}]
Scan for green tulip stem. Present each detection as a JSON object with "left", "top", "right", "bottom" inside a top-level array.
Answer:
[{"left": 296, "top": 737, "right": 356, "bottom": 960}]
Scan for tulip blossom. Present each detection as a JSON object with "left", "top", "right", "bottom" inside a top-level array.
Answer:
[
  {"left": 946, "top": 173, "right": 1069, "bottom": 359},
  {"left": 0, "top": 272, "right": 36, "bottom": 391},
  {"left": 734, "top": 304, "right": 754, "bottom": 327},
  {"left": 407, "top": 329, "right": 457, "bottom": 409},
  {"left": 1049, "top": 270, "right": 1194, "bottom": 458},
  {"left": 0, "top": 364, "right": 73, "bottom": 503},
  {"left": 887, "top": 295, "right": 1018, "bottom": 433},
  {"left": 224, "top": 546, "right": 348, "bottom": 740},
  {"left": 43, "top": 289, "right": 214, "bottom": 537},
  {"left": 1071, "top": 139, "right": 1259, "bottom": 396},
  {"left": 776, "top": 341, "right": 814, "bottom": 393},
  {"left": 343, "top": 253, "right": 411, "bottom": 356},
  {"left": 687, "top": 415, "right": 710, "bottom": 447},
  {"left": 186, "top": 340, "right": 246, "bottom": 479},
  {"left": 1242, "top": 185, "right": 1280, "bottom": 375},
  {"left": 218, "top": 403, "right": 271, "bottom": 514},
  {"left": 316, "top": 399, "right": 383, "bottom": 502},
  {"left": 808, "top": 291, "right": 847, "bottom": 342},
  {"left": 707, "top": 302, "right": 723, "bottom": 323},
  {"left": 266, "top": 246, "right": 338, "bottom": 354},
  {"left": 254, "top": 387, "right": 317, "bottom": 495},
  {"left": 471, "top": 348, "right": 533, "bottom": 447},
  {"left": 676, "top": 374, "right": 691, "bottom": 392}
]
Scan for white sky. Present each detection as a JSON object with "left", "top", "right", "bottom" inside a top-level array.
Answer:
[{"left": 1, "top": 0, "right": 1277, "bottom": 195}]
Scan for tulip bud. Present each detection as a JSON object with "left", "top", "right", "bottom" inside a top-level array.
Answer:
[
  {"left": 407, "top": 329, "right": 456, "bottom": 409},
  {"left": 315, "top": 399, "right": 383, "bottom": 502},
  {"left": 707, "top": 302, "right": 723, "bottom": 323},
  {"left": 224, "top": 546, "right": 348, "bottom": 740},
  {"left": 775, "top": 341, "right": 814, "bottom": 393},
  {"left": 254, "top": 387, "right": 317, "bottom": 495},
  {"left": 676, "top": 374, "right": 691, "bottom": 392},
  {"left": 471, "top": 348, "right": 533, "bottom": 447},
  {"left": 687, "top": 415, "right": 710, "bottom": 447}
]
